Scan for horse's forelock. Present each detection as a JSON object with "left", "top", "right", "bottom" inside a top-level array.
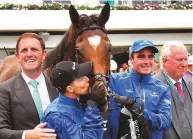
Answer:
[
  {"left": 78, "top": 14, "right": 100, "bottom": 28},
  {"left": 90, "top": 14, "right": 100, "bottom": 26}
]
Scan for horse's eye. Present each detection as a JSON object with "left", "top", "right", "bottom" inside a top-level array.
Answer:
[
  {"left": 76, "top": 36, "right": 83, "bottom": 43},
  {"left": 106, "top": 44, "right": 111, "bottom": 56},
  {"left": 75, "top": 48, "right": 84, "bottom": 60},
  {"left": 109, "top": 44, "right": 112, "bottom": 52}
]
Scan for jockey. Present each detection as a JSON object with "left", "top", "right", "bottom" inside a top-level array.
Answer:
[
  {"left": 107, "top": 40, "right": 172, "bottom": 139},
  {"left": 42, "top": 61, "right": 104, "bottom": 139}
]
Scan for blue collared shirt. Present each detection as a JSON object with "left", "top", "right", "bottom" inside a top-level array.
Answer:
[{"left": 42, "top": 94, "right": 104, "bottom": 139}]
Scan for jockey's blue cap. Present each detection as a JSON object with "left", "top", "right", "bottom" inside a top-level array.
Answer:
[
  {"left": 51, "top": 61, "right": 92, "bottom": 92},
  {"left": 129, "top": 40, "right": 159, "bottom": 56}
]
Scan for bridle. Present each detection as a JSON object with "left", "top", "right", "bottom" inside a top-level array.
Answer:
[
  {"left": 74, "top": 26, "right": 107, "bottom": 41},
  {"left": 89, "top": 73, "right": 109, "bottom": 90},
  {"left": 74, "top": 25, "right": 111, "bottom": 93}
]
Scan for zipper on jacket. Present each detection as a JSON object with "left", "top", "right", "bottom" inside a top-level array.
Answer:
[
  {"left": 138, "top": 75, "right": 143, "bottom": 106},
  {"left": 137, "top": 75, "right": 144, "bottom": 139}
]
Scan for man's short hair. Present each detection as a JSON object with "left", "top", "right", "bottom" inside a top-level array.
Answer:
[
  {"left": 160, "top": 41, "right": 187, "bottom": 69},
  {"left": 16, "top": 33, "right": 45, "bottom": 52}
]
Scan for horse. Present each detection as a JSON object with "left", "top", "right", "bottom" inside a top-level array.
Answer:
[
  {"left": 43, "top": 3, "right": 111, "bottom": 112},
  {"left": 0, "top": 3, "right": 111, "bottom": 112}
]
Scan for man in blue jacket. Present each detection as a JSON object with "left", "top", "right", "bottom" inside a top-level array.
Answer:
[
  {"left": 42, "top": 61, "right": 104, "bottom": 139},
  {"left": 107, "top": 40, "right": 172, "bottom": 139}
]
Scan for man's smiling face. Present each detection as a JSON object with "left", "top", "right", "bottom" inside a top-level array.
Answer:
[{"left": 130, "top": 48, "right": 155, "bottom": 75}]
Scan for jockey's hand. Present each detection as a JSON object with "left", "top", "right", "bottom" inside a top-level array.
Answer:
[
  {"left": 88, "top": 85, "right": 107, "bottom": 104},
  {"left": 25, "top": 123, "right": 56, "bottom": 139},
  {"left": 125, "top": 103, "right": 145, "bottom": 122},
  {"left": 88, "top": 85, "right": 108, "bottom": 112},
  {"left": 112, "top": 94, "right": 134, "bottom": 105}
]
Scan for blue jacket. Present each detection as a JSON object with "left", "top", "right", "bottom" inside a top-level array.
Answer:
[
  {"left": 107, "top": 69, "right": 171, "bottom": 139},
  {"left": 42, "top": 94, "right": 104, "bottom": 139}
]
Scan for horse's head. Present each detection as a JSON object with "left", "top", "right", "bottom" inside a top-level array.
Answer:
[{"left": 70, "top": 3, "right": 111, "bottom": 112}]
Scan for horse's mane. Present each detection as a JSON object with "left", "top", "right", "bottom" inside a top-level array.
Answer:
[
  {"left": 43, "top": 14, "right": 101, "bottom": 70},
  {"left": 43, "top": 24, "right": 76, "bottom": 70}
]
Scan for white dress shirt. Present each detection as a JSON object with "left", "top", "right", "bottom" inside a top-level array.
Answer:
[{"left": 21, "top": 72, "right": 51, "bottom": 139}]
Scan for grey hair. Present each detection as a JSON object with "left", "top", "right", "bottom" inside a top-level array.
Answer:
[{"left": 160, "top": 41, "right": 187, "bottom": 69}]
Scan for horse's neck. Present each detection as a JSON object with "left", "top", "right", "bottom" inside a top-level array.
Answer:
[
  {"left": 0, "top": 58, "right": 21, "bottom": 83},
  {"left": 63, "top": 44, "right": 75, "bottom": 61}
]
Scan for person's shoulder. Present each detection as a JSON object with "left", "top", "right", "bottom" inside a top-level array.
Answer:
[
  {"left": 44, "top": 75, "right": 52, "bottom": 84},
  {"left": 110, "top": 72, "right": 130, "bottom": 80},
  {"left": 151, "top": 76, "right": 167, "bottom": 86},
  {"left": 0, "top": 75, "right": 19, "bottom": 89},
  {"left": 183, "top": 75, "right": 192, "bottom": 92},
  {"left": 44, "top": 97, "right": 59, "bottom": 114},
  {"left": 42, "top": 107, "right": 67, "bottom": 132},
  {"left": 43, "top": 101, "right": 70, "bottom": 124},
  {"left": 153, "top": 71, "right": 165, "bottom": 81},
  {"left": 151, "top": 76, "right": 169, "bottom": 91},
  {"left": 183, "top": 74, "right": 192, "bottom": 83},
  {"left": 44, "top": 97, "right": 71, "bottom": 116}
]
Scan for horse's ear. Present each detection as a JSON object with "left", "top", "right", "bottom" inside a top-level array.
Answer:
[
  {"left": 99, "top": 3, "right": 110, "bottom": 27},
  {"left": 69, "top": 5, "right": 80, "bottom": 26}
]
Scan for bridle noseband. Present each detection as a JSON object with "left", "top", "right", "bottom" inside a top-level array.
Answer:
[{"left": 89, "top": 73, "right": 109, "bottom": 90}]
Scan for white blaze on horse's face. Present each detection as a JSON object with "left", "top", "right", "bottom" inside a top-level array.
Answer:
[{"left": 88, "top": 35, "right": 101, "bottom": 50}]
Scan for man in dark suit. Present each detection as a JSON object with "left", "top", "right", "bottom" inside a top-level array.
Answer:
[
  {"left": 0, "top": 33, "right": 58, "bottom": 139},
  {"left": 155, "top": 41, "right": 192, "bottom": 139}
]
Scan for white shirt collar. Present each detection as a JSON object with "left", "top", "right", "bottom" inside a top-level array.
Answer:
[{"left": 21, "top": 72, "right": 44, "bottom": 85}]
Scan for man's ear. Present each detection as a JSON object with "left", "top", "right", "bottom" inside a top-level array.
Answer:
[
  {"left": 162, "top": 58, "right": 167, "bottom": 63},
  {"left": 129, "top": 56, "right": 134, "bottom": 65},
  {"left": 42, "top": 50, "right": 47, "bottom": 61},
  {"left": 15, "top": 52, "right": 18, "bottom": 58},
  {"left": 66, "top": 85, "right": 74, "bottom": 92}
]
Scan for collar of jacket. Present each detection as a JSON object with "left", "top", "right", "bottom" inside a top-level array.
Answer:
[
  {"left": 130, "top": 68, "right": 151, "bottom": 83},
  {"left": 58, "top": 93, "right": 80, "bottom": 106}
]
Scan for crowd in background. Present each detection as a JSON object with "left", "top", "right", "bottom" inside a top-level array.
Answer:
[{"left": 1, "top": 0, "right": 192, "bottom": 5}]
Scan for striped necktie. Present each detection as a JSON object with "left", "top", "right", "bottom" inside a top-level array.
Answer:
[{"left": 28, "top": 80, "right": 43, "bottom": 119}]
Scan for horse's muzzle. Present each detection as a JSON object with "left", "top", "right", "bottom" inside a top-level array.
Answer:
[{"left": 89, "top": 73, "right": 110, "bottom": 112}]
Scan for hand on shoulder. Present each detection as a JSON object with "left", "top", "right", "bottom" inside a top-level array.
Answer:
[{"left": 25, "top": 123, "right": 56, "bottom": 139}]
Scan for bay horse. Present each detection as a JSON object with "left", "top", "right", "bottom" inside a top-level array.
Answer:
[
  {"left": 0, "top": 3, "right": 111, "bottom": 112},
  {"left": 44, "top": 3, "right": 111, "bottom": 112}
]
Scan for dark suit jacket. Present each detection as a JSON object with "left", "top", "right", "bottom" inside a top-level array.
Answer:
[
  {"left": 155, "top": 71, "right": 192, "bottom": 139},
  {"left": 0, "top": 73, "right": 58, "bottom": 139}
]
